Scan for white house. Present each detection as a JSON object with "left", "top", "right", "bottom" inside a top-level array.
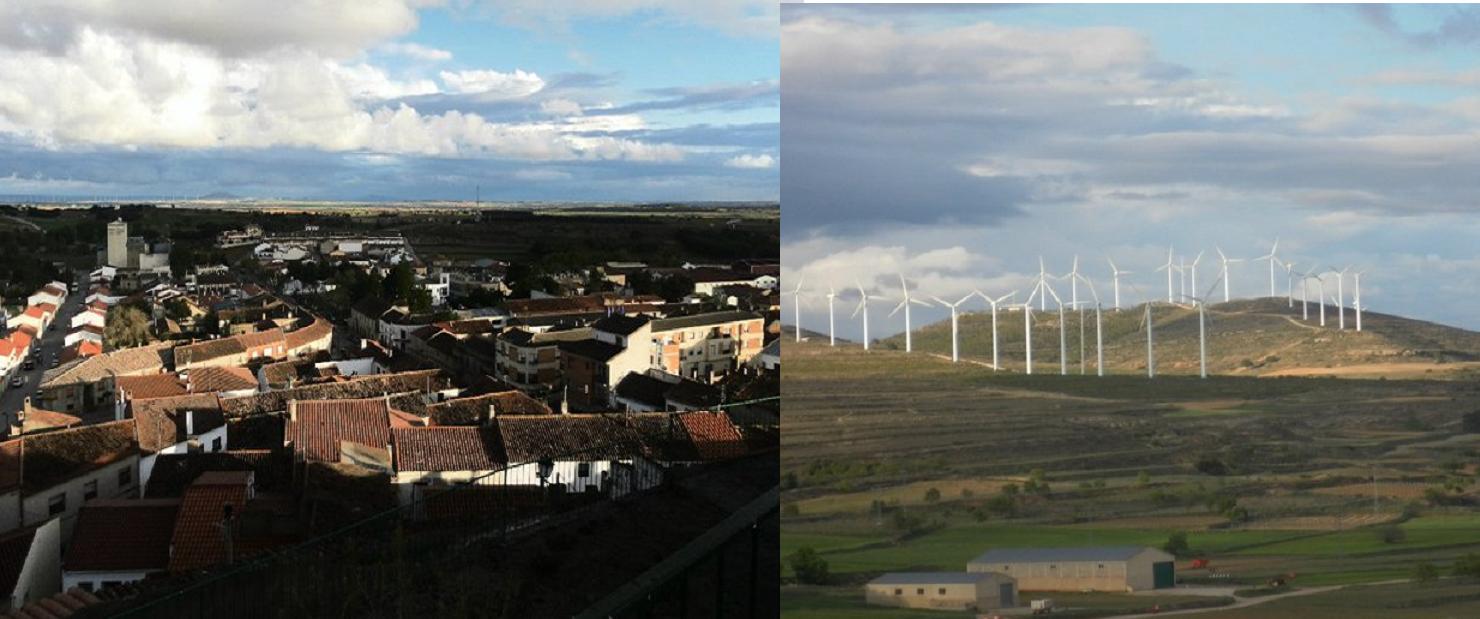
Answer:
[
  {"left": 390, "top": 427, "right": 506, "bottom": 511},
  {"left": 27, "top": 284, "right": 66, "bottom": 309},
  {"left": 11, "top": 420, "right": 143, "bottom": 541},
  {"left": 70, "top": 307, "right": 106, "bottom": 330},
  {"left": 423, "top": 273, "right": 451, "bottom": 307},
  {"left": 494, "top": 415, "right": 672, "bottom": 496},
  {"left": 63, "top": 326, "right": 104, "bottom": 348}
]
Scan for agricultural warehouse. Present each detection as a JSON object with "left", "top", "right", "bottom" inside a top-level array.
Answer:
[
  {"left": 967, "top": 546, "right": 1175, "bottom": 592},
  {"left": 864, "top": 572, "right": 1017, "bottom": 612}
]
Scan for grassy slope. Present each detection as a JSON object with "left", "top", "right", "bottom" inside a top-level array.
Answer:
[{"left": 873, "top": 297, "right": 1480, "bottom": 378}]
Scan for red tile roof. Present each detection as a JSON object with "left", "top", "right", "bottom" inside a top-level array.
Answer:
[
  {"left": 168, "top": 472, "right": 252, "bottom": 572},
  {"left": 22, "top": 306, "right": 46, "bottom": 319},
  {"left": 116, "top": 374, "right": 189, "bottom": 400},
  {"left": 286, "top": 398, "right": 391, "bottom": 463},
  {"left": 677, "top": 412, "right": 748, "bottom": 461},
  {"left": 35, "top": 302, "right": 57, "bottom": 314},
  {"left": 391, "top": 427, "right": 504, "bottom": 472},
  {"left": 285, "top": 318, "right": 332, "bottom": 350},
  {"left": 64, "top": 499, "right": 181, "bottom": 572},
  {"left": 186, "top": 366, "right": 258, "bottom": 392}
]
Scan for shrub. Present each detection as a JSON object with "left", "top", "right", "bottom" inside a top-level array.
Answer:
[
  {"left": 1136, "top": 471, "right": 1152, "bottom": 487},
  {"left": 985, "top": 495, "right": 1017, "bottom": 517},
  {"left": 1163, "top": 532, "right": 1190, "bottom": 556},
  {"left": 1453, "top": 553, "right": 1480, "bottom": 580},
  {"left": 788, "top": 547, "right": 830, "bottom": 585},
  {"left": 960, "top": 488, "right": 974, "bottom": 498},
  {"left": 1376, "top": 525, "right": 1406, "bottom": 544},
  {"left": 1414, "top": 562, "right": 1439, "bottom": 583},
  {"left": 924, "top": 487, "right": 941, "bottom": 503},
  {"left": 1196, "top": 456, "right": 1230, "bottom": 476}
]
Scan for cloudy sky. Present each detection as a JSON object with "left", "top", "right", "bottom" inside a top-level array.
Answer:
[
  {"left": 0, "top": 0, "right": 777, "bottom": 202},
  {"left": 783, "top": 4, "right": 1480, "bottom": 337}
]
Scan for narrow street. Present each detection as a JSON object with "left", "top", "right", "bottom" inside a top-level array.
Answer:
[{"left": 0, "top": 270, "right": 91, "bottom": 435}]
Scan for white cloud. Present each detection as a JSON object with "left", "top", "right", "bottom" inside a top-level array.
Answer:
[
  {"left": 484, "top": 0, "right": 778, "bottom": 39},
  {"left": 439, "top": 68, "right": 545, "bottom": 98},
  {"left": 378, "top": 41, "right": 452, "bottom": 62},
  {"left": 539, "top": 98, "right": 584, "bottom": 116},
  {"left": 725, "top": 153, "right": 775, "bottom": 169},
  {"left": 0, "top": 0, "right": 426, "bottom": 58}
]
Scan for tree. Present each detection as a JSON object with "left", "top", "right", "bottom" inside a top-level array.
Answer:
[
  {"left": 1136, "top": 471, "right": 1152, "bottom": 487},
  {"left": 164, "top": 298, "right": 192, "bottom": 321},
  {"left": 1453, "top": 553, "right": 1480, "bottom": 580},
  {"left": 1414, "top": 562, "right": 1439, "bottom": 583},
  {"left": 787, "top": 547, "right": 830, "bottom": 585},
  {"left": 924, "top": 487, "right": 941, "bottom": 503},
  {"left": 1376, "top": 525, "right": 1407, "bottom": 544},
  {"left": 1163, "top": 532, "right": 1190, "bottom": 556},
  {"left": 383, "top": 263, "right": 416, "bottom": 303},
  {"left": 1195, "top": 456, "right": 1230, "bottom": 476},
  {"left": 104, "top": 306, "right": 152, "bottom": 350}
]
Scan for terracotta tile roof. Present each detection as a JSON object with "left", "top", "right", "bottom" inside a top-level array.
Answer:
[
  {"left": 168, "top": 472, "right": 253, "bottom": 572},
  {"left": 286, "top": 398, "right": 391, "bottom": 463},
  {"left": 41, "top": 284, "right": 67, "bottom": 297},
  {"left": 615, "top": 373, "right": 670, "bottom": 409},
  {"left": 391, "top": 427, "right": 504, "bottom": 472},
  {"left": 7, "top": 330, "right": 32, "bottom": 353},
  {"left": 425, "top": 391, "right": 551, "bottom": 426},
  {"left": 132, "top": 393, "right": 226, "bottom": 453},
  {"left": 17, "top": 419, "right": 139, "bottom": 495},
  {"left": 503, "top": 295, "right": 607, "bottom": 317},
  {"left": 219, "top": 369, "right": 446, "bottom": 418},
  {"left": 116, "top": 373, "right": 189, "bottom": 400},
  {"left": 41, "top": 341, "right": 174, "bottom": 387},
  {"left": 0, "top": 441, "right": 20, "bottom": 494},
  {"left": 61, "top": 340, "right": 104, "bottom": 362},
  {"left": 284, "top": 317, "right": 332, "bottom": 350},
  {"left": 677, "top": 412, "right": 748, "bottom": 461},
  {"left": 144, "top": 449, "right": 289, "bottom": 498},
  {"left": 651, "top": 310, "right": 763, "bottom": 332},
  {"left": 64, "top": 499, "right": 181, "bottom": 572},
  {"left": 664, "top": 379, "right": 721, "bottom": 409},
  {"left": 17, "top": 407, "right": 82, "bottom": 434},
  {"left": 0, "top": 339, "right": 12, "bottom": 358},
  {"left": 22, "top": 306, "right": 47, "bottom": 319},
  {"left": 496, "top": 413, "right": 696, "bottom": 463},
  {"left": 237, "top": 328, "right": 285, "bottom": 350},
  {"left": 388, "top": 408, "right": 426, "bottom": 428},
  {"left": 174, "top": 337, "right": 246, "bottom": 367},
  {"left": 186, "top": 366, "right": 258, "bottom": 392}
]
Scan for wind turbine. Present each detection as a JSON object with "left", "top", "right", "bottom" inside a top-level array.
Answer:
[
  {"left": 1072, "top": 273, "right": 1106, "bottom": 377},
  {"left": 1215, "top": 247, "right": 1244, "bottom": 303},
  {"left": 889, "top": 274, "right": 932, "bottom": 352},
  {"left": 1188, "top": 251, "right": 1204, "bottom": 307},
  {"left": 1329, "top": 266, "right": 1349, "bottom": 330},
  {"left": 1282, "top": 261, "right": 1298, "bottom": 308},
  {"left": 930, "top": 293, "right": 974, "bottom": 363},
  {"left": 826, "top": 287, "right": 837, "bottom": 346},
  {"left": 1024, "top": 271, "right": 1065, "bottom": 375},
  {"left": 790, "top": 276, "right": 805, "bottom": 343},
  {"left": 1312, "top": 273, "right": 1327, "bottom": 327},
  {"left": 1188, "top": 275, "right": 1226, "bottom": 379},
  {"left": 1106, "top": 258, "right": 1132, "bottom": 310},
  {"left": 1255, "top": 238, "right": 1280, "bottom": 298},
  {"left": 1296, "top": 267, "right": 1310, "bottom": 320},
  {"left": 1154, "top": 246, "right": 1176, "bottom": 304},
  {"left": 1064, "top": 255, "right": 1080, "bottom": 309},
  {"left": 1036, "top": 257, "right": 1050, "bottom": 311},
  {"left": 1138, "top": 296, "right": 1156, "bottom": 379},
  {"left": 972, "top": 289, "right": 1017, "bottom": 371},
  {"left": 851, "top": 280, "right": 888, "bottom": 351},
  {"left": 1354, "top": 270, "right": 1366, "bottom": 332}
]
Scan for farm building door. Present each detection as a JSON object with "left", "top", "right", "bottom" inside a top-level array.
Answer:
[
  {"left": 1153, "top": 561, "right": 1175, "bottom": 588},
  {"left": 998, "top": 583, "right": 1014, "bottom": 608}
]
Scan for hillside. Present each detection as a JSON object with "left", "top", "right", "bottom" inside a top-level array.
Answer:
[{"left": 872, "top": 297, "right": 1480, "bottom": 378}]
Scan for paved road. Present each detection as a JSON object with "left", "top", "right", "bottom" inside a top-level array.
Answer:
[
  {"left": 0, "top": 271, "right": 90, "bottom": 435},
  {"left": 1107, "top": 580, "right": 1409, "bottom": 618}
]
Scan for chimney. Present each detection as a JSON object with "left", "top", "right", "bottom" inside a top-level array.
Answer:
[
  {"left": 483, "top": 404, "right": 495, "bottom": 425},
  {"left": 185, "top": 410, "right": 195, "bottom": 436},
  {"left": 288, "top": 399, "right": 297, "bottom": 421},
  {"left": 19, "top": 397, "right": 31, "bottom": 424}
]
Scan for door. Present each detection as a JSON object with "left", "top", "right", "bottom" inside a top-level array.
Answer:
[
  {"left": 998, "top": 583, "right": 1015, "bottom": 608},
  {"left": 1153, "top": 561, "right": 1175, "bottom": 588}
]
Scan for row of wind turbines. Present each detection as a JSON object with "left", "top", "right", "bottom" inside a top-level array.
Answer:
[{"left": 789, "top": 239, "right": 1371, "bottom": 379}]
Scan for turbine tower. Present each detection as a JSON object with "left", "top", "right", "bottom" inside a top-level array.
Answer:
[
  {"left": 1256, "top": 238, "right": 1280, "bottom": 298},
  {"left": 851, "top": 280, "right": 888, "bottom": 351},
  {"left": 826, "top": 287, "right": 837, "bottom": 346},
  {"left": 1313, "top": 274, "right": 1327, "bottom": 327},
  {"left": 1215, "top": 247, "right": 1244, "bottom": 303},
  {"left": 1106, "top": 258, "right": 1132, "bottom": 310},
  {"left": 1141, "top": 302, "right": 1156, "bottom": 378},
  {"left": 888, "top": 274, "right": 932, "bottom": 352},
  {"left": 1329, "top": 266, "right": 1349, "bottom": 330},
  {"left": 1282, "top": 261, "right": 1297, "bottom": 308},
  {"left": 1154, "top": 246, "right": 1176, "bottom": 303},
  {"left": 1188, "top": 275, "right": 1225, "bottom": 379},
  {"left": 790, "top": 276, "right": 806, "bottom": 343},
  {"left": 1354, "top": 270, "right": 1366, "bottom": 332},
  {"left": 1073, "top": 273, "right": 1106, "bottom": 377},
  {"left": 930, "top": 293, "right": 973, "bottom": 363},
  {"left": 1188, "top": 251, "right": 1204, "bottom": 307},
  {"left": 973, "top": 290, "right": 1017, "bottom": 371}
]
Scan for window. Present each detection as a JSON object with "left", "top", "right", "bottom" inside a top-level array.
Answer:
[
  {"left": 48, "top": 493, "right": 66, "bottom": 515},
  {"left": 915, "top": 588, "right": 924, "bottom": 595},
  {"left": 894, "top": 588, "right": 902, "bottom": 596},
  {"left": 212, "top": 437, "right": 223, "bottom": 451},
  {"left": 937, "top": 588, "right": 947, "bottom": 595},
  {"left": 578, "top": 463, "right": 591, "bottom": 478},
  {"left": 83, "top": 480, "right": 98, "bottom": 500},
  {"left": 118, "top": 465, "right": 132, "bottom": 487}
]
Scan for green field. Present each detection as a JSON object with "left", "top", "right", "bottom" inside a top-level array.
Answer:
[{"left": 782, "top": 337, "right": 1480, "bottom": 617}]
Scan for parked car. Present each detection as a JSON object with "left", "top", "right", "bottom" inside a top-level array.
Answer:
[{"left": 9, "top": 376, "right": 22, "bottom": 388}]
